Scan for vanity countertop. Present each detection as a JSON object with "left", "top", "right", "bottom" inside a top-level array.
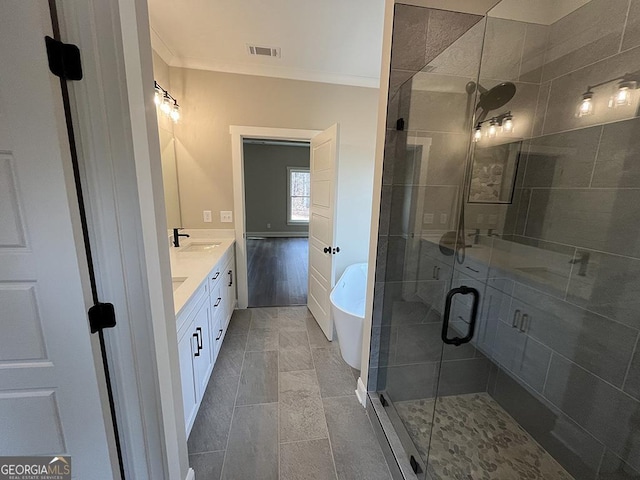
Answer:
[{"left": 168, "top": 237, "right": 235, "bottom": 317}]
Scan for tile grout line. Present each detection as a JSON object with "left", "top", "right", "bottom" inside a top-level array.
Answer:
[
  {"left": 621, "top": 331, "right": 640, "bottom": 389},
  {"left": 588, "top": 126, "right": 605, "bottom": 188},
  {"left": 219, "top": 310, "right": 252, "bottom": 480},
  {"left": 307, "top": 316, "right": 340, "bottom": 480},
  {"left": 619, "top": 0, "right": 633, "bottom": 53}
]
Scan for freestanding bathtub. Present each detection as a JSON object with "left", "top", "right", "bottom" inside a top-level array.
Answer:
[{"left": 330, "top": 262, "right": 368, "bottom": 369}]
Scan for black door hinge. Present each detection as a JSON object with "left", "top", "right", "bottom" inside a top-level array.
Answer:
[
  {"left": 88, "top": 302, "right": 117, "bottom": 334},
  {"left": 45, "top": 36, "right": 83, "bottom": 81},
  {"left": 379, "top": 393, "right": 388, "bottom": 407},
  {"left": 410, "top": 455, "right": 423, "bottom": 474}
]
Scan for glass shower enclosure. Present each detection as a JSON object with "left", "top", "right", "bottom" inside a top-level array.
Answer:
[{"left": 370, "top": 1, "right": 640, "bottom": 479}]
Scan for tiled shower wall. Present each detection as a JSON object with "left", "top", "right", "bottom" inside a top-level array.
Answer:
[{"left": 370, "top": 1, "right": 640, "bottom": 479}]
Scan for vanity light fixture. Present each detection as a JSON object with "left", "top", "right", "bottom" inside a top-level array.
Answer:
[
  {"left": 472, "top": 111, "right": 514, "bottom": 143},
  {"left": 577, "top": 90, "right": 594, "bottom": 117},
  {"left": 577, "top": 72, "right": 640, "bottom": 117},
  {"left": 154, "top": 80, "right": 181, "bottom": 123}
]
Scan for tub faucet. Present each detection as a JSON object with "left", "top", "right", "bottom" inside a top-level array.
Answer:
[
  {"left": 569, "top": 251, "right": 590, "bottom": 276},
  {"left": 173, "top": 228, "right": 190, "bottom": 248}
]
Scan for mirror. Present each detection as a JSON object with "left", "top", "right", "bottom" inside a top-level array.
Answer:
[{"left": 159, "top": 124, "right": 181, "bottom": 229}]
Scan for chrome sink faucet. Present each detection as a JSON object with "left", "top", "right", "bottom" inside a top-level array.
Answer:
[{"left": 173, "top": 228, "right": 190, "bottom": 247}]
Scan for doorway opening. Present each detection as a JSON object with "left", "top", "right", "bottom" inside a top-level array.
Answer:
[{"left": 243, "top": 138, "right": 311, "bottom": 307}]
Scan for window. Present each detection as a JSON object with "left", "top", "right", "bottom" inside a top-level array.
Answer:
[{"left": 287, "top": 167, "right": 310, "bottom": 223}]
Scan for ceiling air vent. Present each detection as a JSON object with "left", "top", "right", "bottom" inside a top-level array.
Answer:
[{"left": 247, "top": 44, "right": 281, "bottom": 58}]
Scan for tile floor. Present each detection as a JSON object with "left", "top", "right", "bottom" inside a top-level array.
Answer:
[
  {"left": 187, "top": 306, "right": 393, "bottom": 480},
  {"left": 395, "top": 393, "right": 573, "bottom": 480}
]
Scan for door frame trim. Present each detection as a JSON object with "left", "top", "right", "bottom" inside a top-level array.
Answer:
[{"left": 230, "top": 126, "right": 321, "bottom": 308}]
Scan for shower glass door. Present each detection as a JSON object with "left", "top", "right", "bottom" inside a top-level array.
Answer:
[{"left": 374, "top": 1, "right": 640, "bottom": 479}]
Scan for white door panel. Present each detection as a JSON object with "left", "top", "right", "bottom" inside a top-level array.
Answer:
[
  {"left": 0, "top": 2, "right": 116, "bottom": 476},
  {"left": 307, "top": 124, "right": 339, "bottom": 340}
]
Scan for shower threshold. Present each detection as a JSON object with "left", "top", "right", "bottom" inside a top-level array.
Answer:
[{"left": 393, "top": 392, "right": 573, "bottom": 480}]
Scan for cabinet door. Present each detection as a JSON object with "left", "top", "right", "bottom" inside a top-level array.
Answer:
[
  {"left": 178, "top": 329, "right": 198, "bottom": 432},
  {"left": 193, "top": 297, "right": 213, "bottom": 399}
]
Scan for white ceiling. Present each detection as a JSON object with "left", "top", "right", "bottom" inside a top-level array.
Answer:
[{"left": 147, "top": 0, "right": 386, "bottom": 88}]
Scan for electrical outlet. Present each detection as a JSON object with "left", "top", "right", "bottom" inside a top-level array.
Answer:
[
  {"left": 203, "top": 210, "right": 212, "bottom": 223},
  {"left": 423, "top": 213, "right": 434, "bottom": 224},
  {"left": 220, "top": 211, "right": 233, "bottom": 223}
]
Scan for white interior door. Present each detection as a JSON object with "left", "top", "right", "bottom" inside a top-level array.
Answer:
[
  {"left": 0, "top": 2, "right": 117, "bottom": 477},
  {"left": 307, "top": 124, "right": 339, "bottom": 340}
]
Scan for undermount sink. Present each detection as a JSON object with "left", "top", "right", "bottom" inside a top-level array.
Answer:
[
  {"left": 172, "top": 277, "right": 187, "bottom": 291},
  {"left": 180, "top": 241, "right": 221, "bottom": 253}
]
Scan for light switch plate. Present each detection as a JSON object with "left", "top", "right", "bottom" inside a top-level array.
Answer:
[
  {"left": 220, "top": 211, "right": 233, "bottom": 223},
  {"left": 423, "top": 213, "right": 434, "bottom": 224},
  {"left": 203, "top": 210, "right": 212, "bottom": 222}
]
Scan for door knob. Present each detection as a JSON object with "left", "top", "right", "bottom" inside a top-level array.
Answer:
[{"left": 323, "top": 246, "right": 331, "bottom": 253}]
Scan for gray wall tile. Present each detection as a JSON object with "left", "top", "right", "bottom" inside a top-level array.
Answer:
[
  {"left": 519, "top": 23, "right": 550, "bottom": 83},
  {"left": 532, "top": 82, "right": 551, "bottom": 137},
  {"left": 598, "top": 450, "right": 640, "bottom": 480},
  {"left": 622, "top": 0, "right": 640, "bottom": 51},
  {"left": 567, "top": 249, "right": 640, "bottom": 330},
  {"left": 236, "top": 350, "right": 278, "bottom": 405},
  {"left": 280, "top": 439, "right": 337, "bottom": 480},
  {"left": 384, "top": 363, "right": 438, "bottom": 401},
  {"left": 223, "top": 404, "right": 279, "bottom": 480},
  {"left": 393, "top": 323, "right": 441, "bottom": 365},
  {"left": 592, "top": 118, "right": 640, "bottom": 188},
  {"left": 428, "top": 20, "right": 485, "bottom": 77},
  {"left": 509, "top": 283, "right": 636, "bottom": 386},
  {"left": 323, "top": 395, "right": 392, "bottom": 480},
  {"left": 524, "top": 127, "right": 601, "bottom": 188},
  {"left": 525, "top": 188, "right": 640, "bottom": 258},
  {"left": 492, "top": 367, "right": 605, "bottom": 479},
  {"left": 438, "top": 357, "right": 491, "bottom": 396},
  {"left": 544, "top": 355, "right": 640, "bottom": 472},
  {"left": 623, "top": 347, "right": 640, "bottom": 400},
  {"left": 542, "top": 0, "right": 628, "bottom": 82}
]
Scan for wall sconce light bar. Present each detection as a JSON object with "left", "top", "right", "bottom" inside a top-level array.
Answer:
[
  {"left": 154, "top": 80, "right": 180, "bottom": 123},
  {"left": 473, "top": 111, "right": 514, "bottom": 143},
  {"left": 577, "top": 72, "right": 640, "bottom": 117}
]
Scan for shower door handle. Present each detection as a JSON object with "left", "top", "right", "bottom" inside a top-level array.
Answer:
[{"left": 441, "top": 286, "right": 480, "bottom": 346}]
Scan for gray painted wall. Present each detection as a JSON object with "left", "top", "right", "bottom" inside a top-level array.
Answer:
[{"left": 244, "top": 143, "right": 310, "bottom": 236}]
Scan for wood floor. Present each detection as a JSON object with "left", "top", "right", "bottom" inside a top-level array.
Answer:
[{"left": 247, "top": 237, "right": 308, "bottom": 307}]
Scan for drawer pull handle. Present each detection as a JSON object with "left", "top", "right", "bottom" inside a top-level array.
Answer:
[
  {"left": 216, "top": 329, "right": 223, "bottom": 341},
  {"left": 228, "top": 270, "right": 233, "bottom": 286},
  {"left": 196, "top": 327, "right": 203, "bottom": 349},
  {"left": 465, "top": 266, "right": 480, "bottom": 273},
  {"left": 512, "top": 309, "right": 521, "bottom": 328},
  {"left": 193, "top": 333, "right": 200, "bottom": 357},
  {"left": 212, "top": 272, "right": 220, "bottom": 280},
  {"left": 520, "top": 314, "right": 529, "bottom": 333},
  {"left": 214, "top": 297, "right": 222, "bottom": 307}
]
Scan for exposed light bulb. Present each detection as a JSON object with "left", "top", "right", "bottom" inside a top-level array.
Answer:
[
  {"left": 170, "top": 103, "right": 180, "bottom": 123},
  {"left": 502, "top": 115, "right": 514, "bottom": 133},
  {"left": 473, "top": 126, "right": 482, "bottom": 143},
  {"left": 576, "top": 91, "right": 594, "bottom": 117},
  {"left": 488, "top": 120, "right": 498, "bottom": 138},
  {"left": 160, "top": 94, "right": 172, "bottom": 114},
  {"left": 612, "top": 81, "right": 634, "bottom": 108},
  {"left": 154, "top": 87, "right": 161, "bottom": 106}
]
